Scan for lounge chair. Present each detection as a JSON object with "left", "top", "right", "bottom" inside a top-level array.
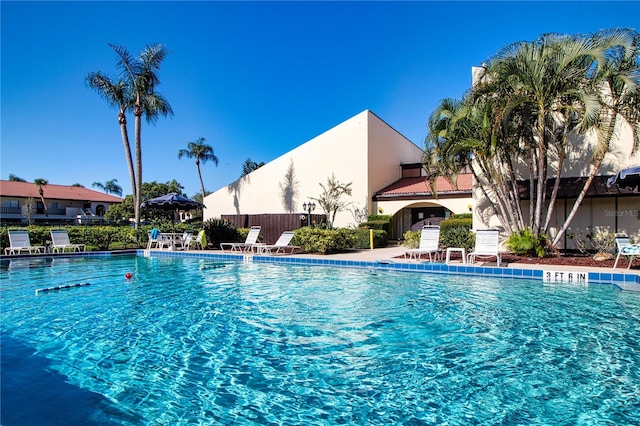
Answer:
[
  {"left": 185, "top": 230, "right": 206, "bottom": 250},
  {"left": 404, "top": 225, "right": 441, "bottom": 261},
  {"left": 4, "top": 230, "right": 45, "bottom": 255},
  {"left": 468, "top": 229, "right": 502, "bottom": 267},
  {"left": 220, "top": 226, "right": 261, "bottom": 252},
  {"left": 613, "top": 235, "right": 640, "bottom": 269},
  {"left": 258, "top": 231, "right": 299, "bottom": 254},
  {"left": 50, "top": 229, "right": 86, "bottom": 253}
]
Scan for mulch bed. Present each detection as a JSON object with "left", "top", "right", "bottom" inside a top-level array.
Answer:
[
  {"left": 500, "top": 253, "right": 637, "bottom": 269},
  {"left": 399, "top": 251, "right": 639, "bottom": 270}
]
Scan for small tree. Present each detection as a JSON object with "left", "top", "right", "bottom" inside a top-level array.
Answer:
[
  {"left": 312, "top": 174, "right": 352, "bottom": 229},
  {"left": 24, "top": 197, "right": 36, "bottom": 224}
]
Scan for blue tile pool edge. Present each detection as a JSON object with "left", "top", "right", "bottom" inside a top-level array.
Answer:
[
  {"left": 2, "top": 249, "right": 638, "bottom": 291},
  {"left": 138, "top": 250, "right": 640, "bottom": 292}
]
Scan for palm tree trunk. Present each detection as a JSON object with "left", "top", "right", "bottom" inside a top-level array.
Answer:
[
  {"left": 196, "top": 160, "right": 206, "bottom": 200},
  {"left": 542, "top": 137, "right": 567, "bottom": 235},
  {"left": 39, "top": 190, "right": 48, "bottom": 216},
  {"left": 119, "top": 110, "right": 137, "bottom": 206},
  {"left": 533, "top": 114, "right": 547, "bottom": 235},
  {"left": 134, "top": 103, "right": 142, "bottom": 229},
  {"left": 552, "top": 156, "right": 605, "bottom": 247}
]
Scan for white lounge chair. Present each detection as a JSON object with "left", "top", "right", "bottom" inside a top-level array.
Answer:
[
  {"left": 50, "top": 229, "right": 86, "bottom": 253},
  {"left": 468, "top": 229, "right": 502, "bottom": 267},
  {"left": 220, "top": 226, "right": 261, "bottom": 252},
  {"left": 613, "top": 235, "right": 640, "bottom": 269},
  {"left": 185, "top": 230, "right": 206, "bottom": 250},
  {"left": 258, "top": 231, "right": 299, "bottom": 254},
  {"left": 404, "top": 225, "right": 441, "bottom": 261},
  {"left": 4, "top": 230, "right": 45, "bottom": 255}
]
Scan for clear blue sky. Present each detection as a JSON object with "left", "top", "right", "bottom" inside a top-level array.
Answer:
[{"left": 2, "top": 1, "right": 638, "bottom": 199}]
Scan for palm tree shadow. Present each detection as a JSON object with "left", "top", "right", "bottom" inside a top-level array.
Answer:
[
  {"left": 280, "top": 160, "right": 299, "bottom": 213},
  {"left": 1, "top": 334, "right": 142, "bottom": 425}
]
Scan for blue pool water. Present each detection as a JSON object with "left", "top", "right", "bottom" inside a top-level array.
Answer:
[{"left": 1, "top": 256, "right": 639, "bottom": 425}]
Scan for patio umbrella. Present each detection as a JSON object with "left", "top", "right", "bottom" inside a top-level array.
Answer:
[
  {"left": 607, "top": 165, "right": 640, "bottom": 192},
  {"left": 141, "top": 193, "right": 205, "bottom": 226},
  {"left": 141, "top": 193, "right": 205, "bottom": 211}
]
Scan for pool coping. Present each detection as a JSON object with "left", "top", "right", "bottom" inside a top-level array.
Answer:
[{"left": 2, "top": 248, "right": 639, "bottom": 292}]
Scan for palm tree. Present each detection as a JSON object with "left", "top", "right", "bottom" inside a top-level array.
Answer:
[
  {"left": 86, "top": 69, "right": 137, "bottom": 219},
  {"left": 33, "top": 178, "right": 48, "bottom": 216},
  {"left": 476, "top": 32, "right": 612, "bottom": 238},
  {"left": 178, "top": 137, "right": 219, "bottom": 199},
  {"left": 92, "top": 179, "right": 123, "bottom": 196},
  {"left": 104, "top": 43, "right": 173, "bottom": 227},
  {"left": 425, "top": 96, "right": 526, "bottom": 233},
  {"left": 552, "top": 29, "right": 639, "bottom": 246}
]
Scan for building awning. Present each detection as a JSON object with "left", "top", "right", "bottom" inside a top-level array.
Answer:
[{"left": 517, "top": 175, "right": 639, "bottom": 200}]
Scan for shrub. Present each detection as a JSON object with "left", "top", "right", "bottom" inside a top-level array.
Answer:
[
  {"left": 506, "top": 228, "right": 548, "bottom": 257},
  {"left": 439, "top": 218, "right": 473, "bottom": 250},
  {"left": 293, "top": 227, "right": 358, "bottom": 254},
  {"left": 204, "top": 219, "right": 240, "bottom": 248},
  {"left": 358, "top": 220, "right": 391, "bottom": 234},
  {"left": 367, "top": 214, "right": 392, "bottom": 222},
  {"left": 402, "top": 230, "right": 421, "bottom": 249},
  {"left": 352, "top": 229, "right": 388, "bottom": 249}
]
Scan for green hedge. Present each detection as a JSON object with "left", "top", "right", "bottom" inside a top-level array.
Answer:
[
  {"left": 1, "top": 224, "right": 389, "bottom": 254},
  {"left": 439, "top": 218, "right": 473, "bottom": 250},
  {"left": 292, "top": 227, "right": 358, "bottom": 254},
  {"left": 1, "top": 224, "right": 203, "bottom": 252},
  {"left": 358, "top": 220, "right": 391, "bottom": 234},
  {"left": 401, "top": 217, "right": 473, "bottom": 250},
  {"left": 352, "top": 229, "right": 388, "bottom": 249}
]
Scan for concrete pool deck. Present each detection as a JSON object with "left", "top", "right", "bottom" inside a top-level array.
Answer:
[{"left": 288, "top": 245, "right": 640, "bottom": 275}]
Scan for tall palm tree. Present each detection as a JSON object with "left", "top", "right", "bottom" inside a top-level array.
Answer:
[
  {"left": 107, "top": 43, "right": 173, "bottom": 227},
  {"left": 476, "top": 32, "right": 610, "bottom": 238},
  {"left": 178, "top": 137, "right": 219, "bottom": 199},
  {"left": 552, "top": 28, "right": 639, "bottom": 246},
  {"left": 33, "top": 178, "right": 48, "bottom": 216},
  {"left": 425, "top": 96, "right": 526, "bottom": 232},
  {"left": 92, "top": 179, "right": 123, "bottom": 196},
  {"left": 86, "top": 70, "right": 137, "bottom": 217}
]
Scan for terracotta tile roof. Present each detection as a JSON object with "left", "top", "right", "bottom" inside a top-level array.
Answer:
[
  {"left": 375, "top": 174, "right": 473, "bottom": 199},
  {"left": 0, "top": 180, "right": 123, "bottom": 203}
]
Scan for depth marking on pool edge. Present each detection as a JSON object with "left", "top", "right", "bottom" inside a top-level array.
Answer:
[
  {"left": 542, "top": 270, "right": 588, "bottom": 284},
  {"left": 35, "top": 283, "right": 91, "bottom": 295}
]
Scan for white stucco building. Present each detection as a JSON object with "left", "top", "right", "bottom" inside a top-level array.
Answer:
[{"left": 203, "top": 110, "right": 473, "bottom": 242}]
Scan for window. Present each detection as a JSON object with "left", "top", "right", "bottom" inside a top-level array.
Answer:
[{"left": 2, "top": 200, "right": 19, "bottom": 208}]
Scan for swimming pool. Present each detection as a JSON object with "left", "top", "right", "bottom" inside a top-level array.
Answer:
[{"left": 2, "top": 255, "right": 639, "bottom": 425}]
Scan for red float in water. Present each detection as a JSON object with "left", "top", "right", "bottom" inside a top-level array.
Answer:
[{"left": 125, "top": 273, "right": 133, "bottom": 280}]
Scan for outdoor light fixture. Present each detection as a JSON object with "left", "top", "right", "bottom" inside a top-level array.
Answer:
[{"left": 302, "top": 201, "right": 316, "bottom": 227}]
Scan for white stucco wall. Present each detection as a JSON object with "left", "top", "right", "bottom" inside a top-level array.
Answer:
[{"left": 203, "top": 110, "right": 423, "bottom": 228}]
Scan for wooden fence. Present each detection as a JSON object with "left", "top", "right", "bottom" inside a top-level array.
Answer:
[{"left": 222, "top": 213, "right": 327, "bottom": 244}]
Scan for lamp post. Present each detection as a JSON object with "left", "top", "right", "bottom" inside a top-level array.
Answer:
[{"left": 302, "top": 201, "right": 316, "bottom": 227}]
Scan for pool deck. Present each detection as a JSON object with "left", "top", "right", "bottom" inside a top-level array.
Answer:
[{"left": 291, "top": 245, "right": 637, "bottom": 274}]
